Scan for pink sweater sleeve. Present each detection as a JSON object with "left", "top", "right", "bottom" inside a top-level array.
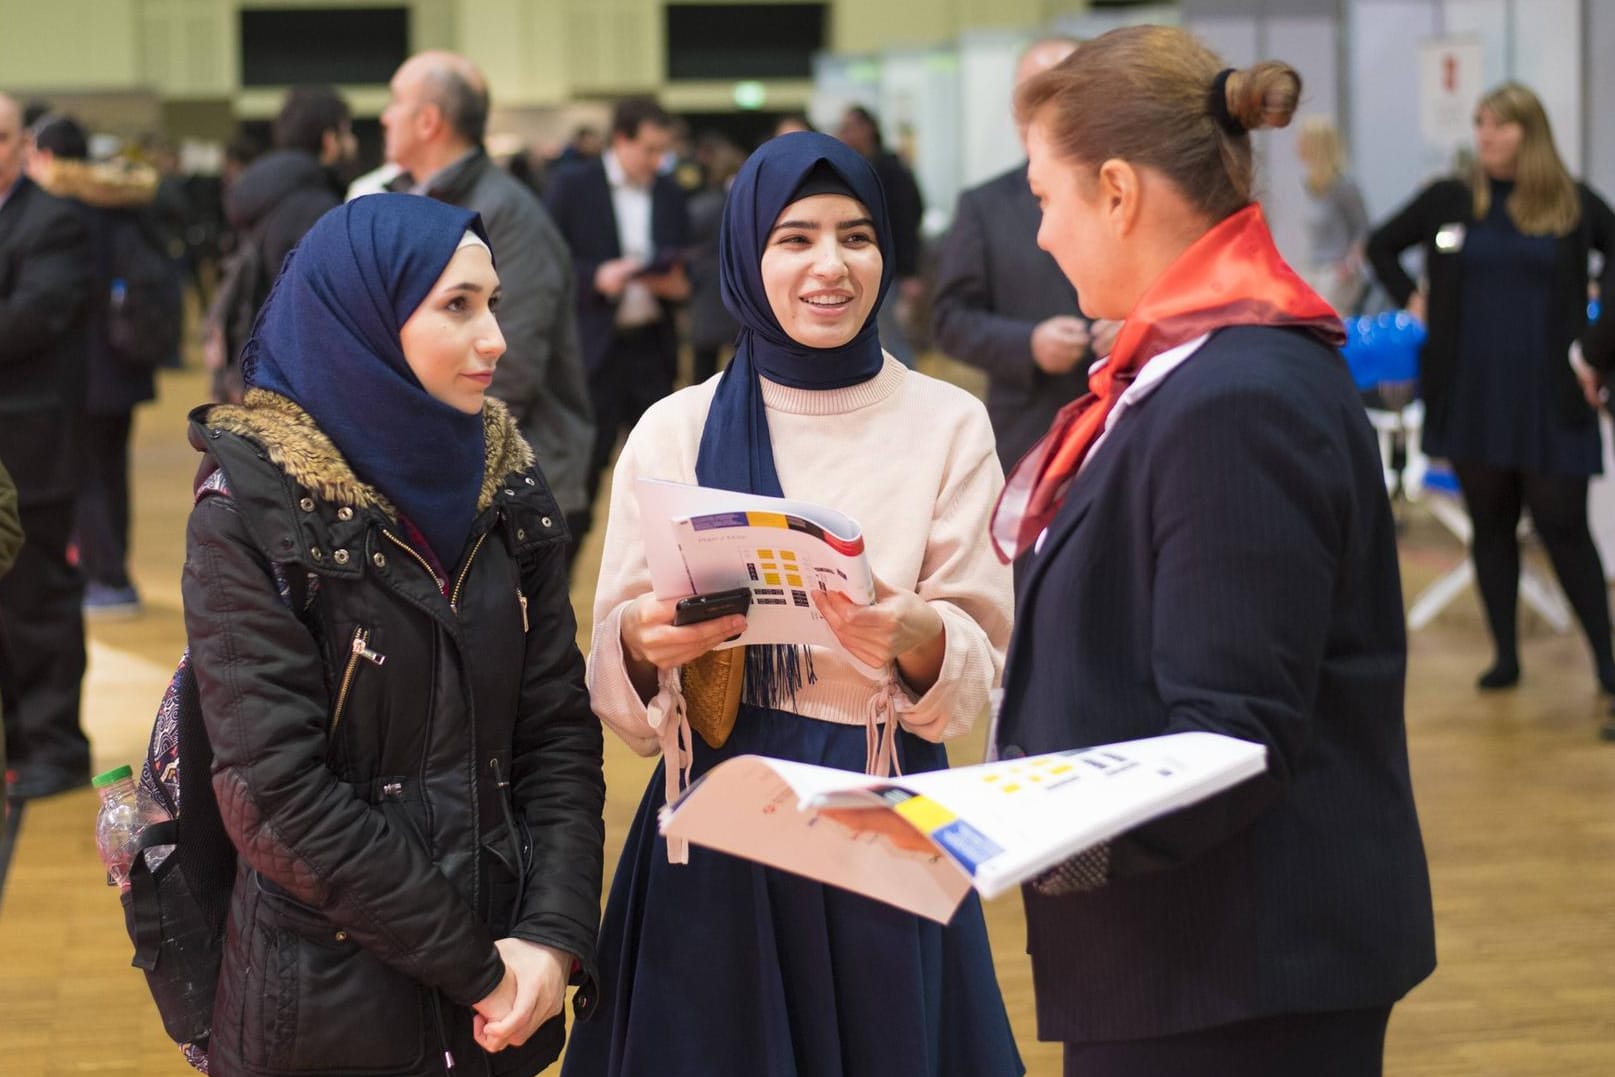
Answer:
[
  {"left": 584, "top": 432, "right": 670, "bottom": 757},
  {"left": 889, "top": 410, "right": 1013, "bottom": 743}
]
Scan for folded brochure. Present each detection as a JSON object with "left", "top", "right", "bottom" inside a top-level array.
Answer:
[
  {"left": 635, "top": 477, "right": 876, "bottom": 661},
  {"left": 660, "top": 731, "right": 1267, "bottom": 922}
]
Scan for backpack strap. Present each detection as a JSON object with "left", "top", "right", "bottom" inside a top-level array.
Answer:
[{"left": 128, "top": 819, "right": 180, "bottom": 970}]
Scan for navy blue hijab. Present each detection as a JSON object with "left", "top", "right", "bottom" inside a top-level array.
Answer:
[
  {"left": 696, "top": 131, "right": 895, "bottom": 496},
  {"left": 697, "top": 132, "right": 893, "bottom": 705},
  {"left": 244, "top": 194, "right": 489, "bottom": 566}
]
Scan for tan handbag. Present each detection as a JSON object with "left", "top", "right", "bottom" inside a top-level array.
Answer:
[{"left": 681, "top": 646, "right": 745, "bottom": 749}]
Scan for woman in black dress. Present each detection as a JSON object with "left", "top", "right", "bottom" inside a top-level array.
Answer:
[{"left": 1368, "top": 82, "right": 1615, "bottom": 720}]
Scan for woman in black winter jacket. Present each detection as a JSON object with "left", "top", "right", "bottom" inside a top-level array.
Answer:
[{"left": 182, "top": 194, "right": 605, "bottom": 1075}]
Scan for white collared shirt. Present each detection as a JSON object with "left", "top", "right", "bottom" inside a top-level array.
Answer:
[
  {"left": 1032, "top": 332, "right": 1212, "bottom": 557},
  {"left": 1080, "top": 332, "right": 1212, "bottom": 473},
  {"left": 604, "top": 150, "right": 660, "bottom": 328}
]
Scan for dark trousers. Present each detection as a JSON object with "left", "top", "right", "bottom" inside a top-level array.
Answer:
[
  {"left": 1453, "top": 463, "right": 1615, "bottom": 686},
  {"left": 75, "top": 411, "right": 135, "bottom": 589},
  {"left": 584, "top": 327, "right": 677, "bottom": 520},
  {"left": 0, "top": 499, "right": 89, "bottom": 774},
  {"left": 1063, "top": 1005, "right": 1392, "bottom": 1077}
]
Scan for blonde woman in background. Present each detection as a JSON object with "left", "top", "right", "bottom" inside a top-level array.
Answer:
[
  {"left": 1368, "top": 83, "right": 1615, "bottom": 720},
  {"left": 1297, "top": 117, "right": 1370, "bottom": 313}
]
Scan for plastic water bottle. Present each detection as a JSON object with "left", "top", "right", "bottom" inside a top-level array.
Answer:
[{"left": 93, "top": 765, "right": 145, "bottom": 892}]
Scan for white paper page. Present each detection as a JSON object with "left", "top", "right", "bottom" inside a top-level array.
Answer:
[
  {"left": 660, "top": 756, "right": 973, "bottom": 923},
  {"left": 635, "top": 478, "right": 879, "bottom": 671},
  {"left": 808, "top": 732, "right": 1268, "bottom": 899}
]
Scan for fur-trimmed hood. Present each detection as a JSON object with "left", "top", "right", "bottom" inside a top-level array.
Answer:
[
  {"left": 32, "top": 157, "right": 158, "bottom": 209},
  {"left": 201, "top": 388, "right": 536, "bottom": 520}
]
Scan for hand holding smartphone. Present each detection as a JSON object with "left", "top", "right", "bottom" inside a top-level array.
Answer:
[{"left": 672, "top": 586, "right": 752, "bottom": 626}]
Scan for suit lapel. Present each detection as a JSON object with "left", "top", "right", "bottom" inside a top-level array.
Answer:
[{"left": 1011, "top": 403, "right": 1143, "bottom": 614}]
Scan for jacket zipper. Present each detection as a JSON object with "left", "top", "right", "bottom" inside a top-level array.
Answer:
[
  {"left": 331, "top": 627, "right": 386, "bottom": 735},
  {"left": 449, "top": 532, "right": 490, "bottom": 613},
  {"left": 517, "top": 589, "right": 529, "bottom": 632},
  {"left": 382, "top": 530, "right": 445, "bottom": 593}
]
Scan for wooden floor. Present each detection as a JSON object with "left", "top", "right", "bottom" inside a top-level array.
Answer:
[{"left": 3, "top": 360, "right": 1614, "bottom": 1076}]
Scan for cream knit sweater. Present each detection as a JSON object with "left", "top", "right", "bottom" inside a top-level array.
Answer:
[{"left": 586, "top": 355, "right": 1014, "bottom": 764}]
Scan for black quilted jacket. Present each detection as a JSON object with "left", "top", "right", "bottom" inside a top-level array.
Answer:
[{"left": 181, "top": 390, "right": 605, "bottom": 1076}]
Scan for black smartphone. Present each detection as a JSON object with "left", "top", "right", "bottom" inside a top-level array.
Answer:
[
  {"left": 632, "top": 250, "right": 685, "bottom": 278},
  {"left": 673, "top": 586, "right": 753, "bottom": 626}
]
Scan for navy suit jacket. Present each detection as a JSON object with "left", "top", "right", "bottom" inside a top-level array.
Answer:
[
  {"left": 544, "top": 160, "right": 688, "bottom": 375},
  {"left": 996, "top": 325, "right": 1436, "bottom": 1043},
  {"left": 932, "top": 164, "right": 1087, "bottom": 469}
]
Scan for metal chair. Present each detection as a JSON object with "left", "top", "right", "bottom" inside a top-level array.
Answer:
[{"left": 1340, "top": 314, "right": 1571, "bottom": 633}]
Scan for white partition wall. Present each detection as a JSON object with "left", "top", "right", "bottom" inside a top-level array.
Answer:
[
  {"left": 1179, "top": 0, "right": 1340, "bottom": 271},
  {"left": 956, "top": 29, "right": 1034, "bottom": 194},
  {"left": 1590, "top": 0, "right": 1615, "bottom": 194},
  {"left": 808, "top": 52, "right": 882, "bottom": 134},
  {"left": 879, "top": 47, "right": 964, "bottom": 238}
]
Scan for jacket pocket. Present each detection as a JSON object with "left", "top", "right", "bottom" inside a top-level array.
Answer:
[
  {"left": 247, "top": 872, "right": 431, "bottom": 1074},
  {"left": 330, "top": 625, "right": 386, "bottom": 738}
]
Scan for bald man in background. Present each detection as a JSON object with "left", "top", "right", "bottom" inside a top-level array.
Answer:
[
  {"left": 383, "top": 51, "right": 595, "bottom": 563},
  {"left": 932, "top": 37, "right": 1118, "bottom": 475}
]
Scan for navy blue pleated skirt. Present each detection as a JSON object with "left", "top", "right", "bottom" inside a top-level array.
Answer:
[{"left": 561, "top": 704, "right": 1025, "bottom": 1077}]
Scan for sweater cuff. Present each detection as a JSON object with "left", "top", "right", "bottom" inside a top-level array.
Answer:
[
  {"left": 585, "top": 602, "right": 661, "bottom": 756},
  {"left": 897, "top": 607, "right": 984, "bottom": 742}
]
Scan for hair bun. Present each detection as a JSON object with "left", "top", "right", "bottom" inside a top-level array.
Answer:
[{"left": 1223, "top": 62, "right": 1302, "bottom": 133}]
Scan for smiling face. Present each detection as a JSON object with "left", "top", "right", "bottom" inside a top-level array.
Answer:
[
  {"left": 399, "top": 243, "right": 505, "bottom": 414},
  {"left": 759, "top": 193, "right": 883, "bottom": 350}
]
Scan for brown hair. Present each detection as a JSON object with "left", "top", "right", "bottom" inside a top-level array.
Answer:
[
  {"left": 1471, "top": 82, "right": 1579, "bottom": 236},
  {"left": 1015, "top": 25, "right": 1301, "bottom": 222}
]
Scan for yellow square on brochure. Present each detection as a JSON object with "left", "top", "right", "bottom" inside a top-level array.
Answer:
[{"left": 891, "top": 794, "right": 956, "bottom": 834}]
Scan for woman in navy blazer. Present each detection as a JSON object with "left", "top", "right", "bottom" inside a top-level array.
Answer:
[{"left": 993, "top": 27, "right": 1436, "bottom": 1076}]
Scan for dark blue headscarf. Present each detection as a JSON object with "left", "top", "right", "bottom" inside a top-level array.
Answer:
[
  {"left": 697, "top": 132, "right": 893, "bottom": 706},
  {"left": 696, "top": 131, "right": 895, "bottom": 496},
  {"left": 244, "top": 194, "right": 489, "bottom": 566}
]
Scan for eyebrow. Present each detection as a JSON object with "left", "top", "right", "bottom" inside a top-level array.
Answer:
[
  {"left": 770, "top": 217, "right": 877, "bottom": 235},
  {"left": 442, "top": 281, "right": 489, "bottom": 294}
]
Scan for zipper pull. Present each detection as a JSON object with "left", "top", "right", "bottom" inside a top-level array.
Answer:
[
  {"left": 351, "top": 630, "right": 387, "bottom": 666},
  {"left": 516, "top": 588, "right": 529, "bottom": 633}
]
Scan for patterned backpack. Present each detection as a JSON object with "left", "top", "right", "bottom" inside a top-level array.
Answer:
[{"left": 121, "top": 469, "right": 317, "bottom": 1072}]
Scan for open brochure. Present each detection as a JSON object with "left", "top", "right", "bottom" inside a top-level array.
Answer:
[
  {"left": 660, "top": 732, "right": 1267, "bottom": 923},
  {"left": 635, "top": 478, "right": 876, "bottom": 658}
]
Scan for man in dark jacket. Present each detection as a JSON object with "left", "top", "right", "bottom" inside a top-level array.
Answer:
[
  {"left": 29, "top": 114, "right": 180, "bottom": 618},
  {"left": 932, "top": 37, "right": 1092, "bottom": 473},
  {"left": 0, "top": 92, "right": 93, "bottom": 801},
  {"left": 205, "top": 86, "right": 353, "bottom": 401},
  {"left": 545, "top": 97, "right": 689, "bottom": 533},
  {"left": 382, "top": 51, "right": 595, "bottom": 559},
  {"left": 837, "top": 105, "right": 924, "bottom": 366},
  {"left": 226, "top": 85, "right": 354, "bottom": 276}
]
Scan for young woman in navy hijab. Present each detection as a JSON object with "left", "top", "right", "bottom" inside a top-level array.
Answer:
[
  {"left": 180, "top": 194, "right": 605, "bottom": 1075},
  {"left": 565, "top": 134, "right": 1022, "bottom": 1075}
]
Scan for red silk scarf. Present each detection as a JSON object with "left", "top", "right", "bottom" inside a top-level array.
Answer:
[{"left": 989, "top": 203, "right": 1345, "bottom": 563}]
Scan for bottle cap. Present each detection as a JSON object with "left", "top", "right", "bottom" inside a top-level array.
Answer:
[{"left": 91, "top": 765, "right": 134, "bottom": 788}]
